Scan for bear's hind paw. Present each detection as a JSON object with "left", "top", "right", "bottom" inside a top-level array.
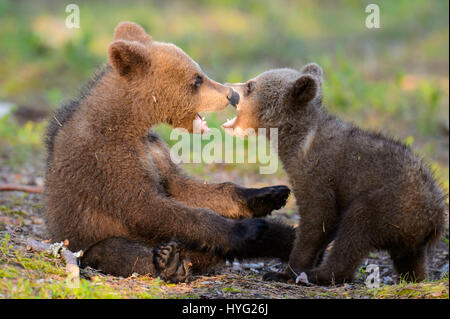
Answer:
[{"left": 154, "top": 241, "right": 192, "bottom": 283}]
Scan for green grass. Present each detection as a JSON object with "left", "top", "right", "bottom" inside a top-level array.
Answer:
[
  {"left": 222, "top": 286, "right": 244, "bottom": 294},
  {"left": 367, "top": 278, "right": 449, "bottom": 299},
  {"left": 0, "top": 112, "right": 45, "bottom": 168},
  {"left": 1, "top": 231, "right": 448, "bottom": 299},
  {"left": 0, "top": 233, "right": 168, "bottom": 299},
  {"left": 0, "top": 274, "right": 164, "bottom": 299}
]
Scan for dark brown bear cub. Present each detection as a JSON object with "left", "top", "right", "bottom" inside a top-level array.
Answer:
[
  {"left": 224, "top": 63, "right": 447, "bottom": 285},
  {"left": 44, "top": 22, "right": 295, "bottom": 283}
]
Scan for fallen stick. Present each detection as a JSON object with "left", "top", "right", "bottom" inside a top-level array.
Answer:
[
  {"left": 26, "top": 238, "right": 83, "bottom": 288},
  {"left": 0, "top": 184, "right": 43, "bottom": 193}
]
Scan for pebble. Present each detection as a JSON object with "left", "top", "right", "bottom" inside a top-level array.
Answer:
[{"left": 232, "top": 259, "right": 243, "bottom": 271}]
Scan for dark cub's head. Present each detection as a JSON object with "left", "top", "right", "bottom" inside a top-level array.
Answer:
[
  {"left": 108, "top": 22, "right": 239, "bottom": 133},
  {"left": 222, "top": 63, "right": 323, "bottom": 136}
]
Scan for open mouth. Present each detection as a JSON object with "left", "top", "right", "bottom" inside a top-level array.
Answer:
[
  {"left": 221, "top": 116, "right": 237, "bottom": 129},
  {"left": 221, "top": 104, "right": 239, "bottom": 129},
  {"left": 193, "top": 113, "right": 210, "bottom": 133}
]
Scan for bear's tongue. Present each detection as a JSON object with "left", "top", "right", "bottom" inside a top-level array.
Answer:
[
  {"left": 221, "top": 116, "right": 237, "bottom": 129},
  {"left": 193, "top": 113, "right": 210, "bottom": 134}
]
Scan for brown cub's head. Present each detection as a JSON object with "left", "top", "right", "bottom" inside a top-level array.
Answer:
[
  {"left": 222, "top": 63, "right": 322, "bottom": 136},
  {"left": 108, "top": 21, "right": 239, "bottom": 133}
]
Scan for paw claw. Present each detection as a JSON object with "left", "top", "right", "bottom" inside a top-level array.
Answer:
[
  {"left": 154, "top": 241, "right": 192, "bottom": 283},
  {"left": 243, "top": 185, "right": 291, "bottom": 217}
]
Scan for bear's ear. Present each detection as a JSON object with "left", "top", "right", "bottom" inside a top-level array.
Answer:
[
  {"left": 300, "top": 63, "right": 323, "bottom": 85},
  {"left": 290, "top": 74, "right": 318, "bottom": 106},
  {"left": 108, "top": 40, "right": 150, "bottom": 78},
  {"left": 113, "top": 21, "right": 152, "bottom": 45}
]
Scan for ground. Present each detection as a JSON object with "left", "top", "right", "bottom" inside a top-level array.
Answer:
[{"left": 0, "top": 165, "right": 448, "bottom": 299}]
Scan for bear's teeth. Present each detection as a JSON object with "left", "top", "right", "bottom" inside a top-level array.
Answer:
[
  {"left": 193, "top": 113, "right": 210, "bottom": 134},
  {"left": 222, "top": 116, "right": 237, "bottom": 128}
]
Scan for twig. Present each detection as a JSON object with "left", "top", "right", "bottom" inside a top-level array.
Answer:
[
  {"left": 26, "top": 238, "right": 83, "bottom": 288},
  {"left": 0, "top": 184, "right": 43, "bottom": 193}
]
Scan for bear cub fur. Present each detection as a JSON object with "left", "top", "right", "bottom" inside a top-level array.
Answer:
[
  {"left": 44, "top": 22, "right": 295, "bottom": 283},
  {"left": 224, "top": 63, "right": 447, "bottom": 285}
]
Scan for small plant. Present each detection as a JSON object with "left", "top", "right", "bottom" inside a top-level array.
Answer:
[
  {"left": 442, "top": 236, "right": 449, "bottom": 247},
  {"left": 222, "top": 287, "right": 243, "bottom": 294},
  {"left": 0, "top": 233, "right": 13, "bottom": 257},
  {"left": 0, "top": 113, "right": 45, "bottom": 169}
]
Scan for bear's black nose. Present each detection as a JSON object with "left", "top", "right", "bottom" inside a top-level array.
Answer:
[{"left": 227, "top": 89, "right": 240, "bottom": 107}]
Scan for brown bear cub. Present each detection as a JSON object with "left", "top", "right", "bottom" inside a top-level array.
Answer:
[
  {"left": 44, "top": 22, "right": 295, "bottom": 283},
  {"left": 224, "top": 63, "right": 447, "bottom": 285}
]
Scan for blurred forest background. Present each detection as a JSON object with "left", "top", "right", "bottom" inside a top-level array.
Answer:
[
  {"left": 0, "top": 0, "right": 448, "bottom": 298},
  {"left": 0, "top": 0, "right": 448, "bottom": 188}
]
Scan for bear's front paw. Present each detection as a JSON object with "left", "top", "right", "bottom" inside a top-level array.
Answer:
[
  {"left": 229, "top": 219, "right": 268, "bottom": 252},
  {"left": 154, "top": 241, "right": 192, "bottom": 283},
  {"left": 241, "top": 185, "right": 290, "bottom": 217}
]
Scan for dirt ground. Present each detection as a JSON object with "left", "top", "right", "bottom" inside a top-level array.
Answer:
[{"left": 0, "top": 167, "right": 448, "bottom": 299}]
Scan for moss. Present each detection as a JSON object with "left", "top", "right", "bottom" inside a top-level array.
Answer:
[
  {"left": 0, "top": 205, "right": 27, "bottom": 217},
  {"left": 222, "top": 287, "right": 244, "bottom": 294},
  {"left": 0, "top": 265, "right": 21, "bottom": 278},
  {"left": 365, "top": 279, "right": 449, "bottom": 299},
  {"left": 0, "top": 277, "right": 164, "bottom": 299},
  {"left": 14, "top": 251, "right": 66, "bottom": 276},
  {"left": 0, "top": 264, "right": 166, "bottom": 299},
  {"left": 0, "top": 233, "right": 167, "bottom": 299}
]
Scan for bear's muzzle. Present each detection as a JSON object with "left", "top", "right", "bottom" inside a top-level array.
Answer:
[{"left": 227, "top": 89, "right": 240, "bottom": 107}]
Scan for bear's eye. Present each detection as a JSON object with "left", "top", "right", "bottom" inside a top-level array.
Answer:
[
  {"left": 193, "top": 74, "right": 203, "bottom": 89},
  {"left": 246, "top": 81, "right": 256, "bottom": 95}
]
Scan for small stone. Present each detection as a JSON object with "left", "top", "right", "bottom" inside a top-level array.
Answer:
[{"left": 232, "top": 259, "right": 242, "bottom": 271}]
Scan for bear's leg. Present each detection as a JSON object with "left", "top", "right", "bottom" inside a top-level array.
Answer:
[
  {"left": 236, "top": 186, "right": 291, "bottom": 218},
  {"left": 231, "top": 218, "right": 296, "bottom": 262},
  {"left": 81, "top": 237, "right": 191, "bottom": 283},
  {"left": 301, "top": 237, "right": 371, "bottom": 285},
  {"left": 263, "top": 212, "right": 336, "bottom": 283},
  {"left": 184, "top": 250, "right": 225, "bottom": 274},
  {"left": 148, "top": 133, "right": 290, "bottom": 219},
  {"left": 168, "top": 174, "right": 291, "bottom": 219},
  {"left": 289, "top": 205, "right": 338, "bottom": 271},
  {"left": 389, "top": 245, "right": 427, "bottom": 282},
  {"left": 300, "top": 199, "right": 373, "bottom": 285},
  {"left": 185, "top": 219, "right": 296, "bottom": 275}
]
